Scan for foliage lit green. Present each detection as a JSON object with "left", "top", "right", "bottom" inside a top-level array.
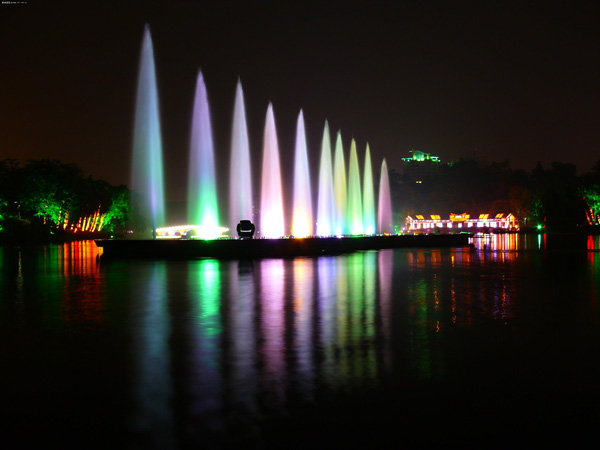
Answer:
[
  {"left": 580, "top": 162, "right": 600, "bottom": 226},
  {"left": 0, "top": 158, "right": 131, "bottom": 239}
]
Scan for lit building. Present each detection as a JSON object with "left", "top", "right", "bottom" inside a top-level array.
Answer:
[
  {"left": 401, "top": 150, "right": 441, "bottom": 183},
  {"left": 406, "top": 212, "right": 519, "bottom": 233}
]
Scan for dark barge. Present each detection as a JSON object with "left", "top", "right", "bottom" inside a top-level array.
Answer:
[{"left": 95, "top": 233, "right": 472, "bottom": 259}]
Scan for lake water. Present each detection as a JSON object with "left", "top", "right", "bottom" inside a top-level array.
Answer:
[{"left": 1, "top": 234, "right": 600, "bottom": 448}]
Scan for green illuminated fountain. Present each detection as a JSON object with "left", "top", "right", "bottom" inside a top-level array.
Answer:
[
  {"left": 347, "top": 139, "right": 363, "bottom": 235},
  {"left": 362, "top": 144, "right": 376, "bottom": 235}
]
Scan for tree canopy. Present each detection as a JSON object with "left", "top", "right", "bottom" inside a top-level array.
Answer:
[
  {"left": 390, "top": 157, "right": 598, "bottom": 231},
  {"left": 0, "top": 159, "right": 130, "bottom": 241}
]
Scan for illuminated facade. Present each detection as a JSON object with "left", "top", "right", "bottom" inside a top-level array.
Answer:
[{"left": 406, "top": 213, "right": 519, "bottom": 232}]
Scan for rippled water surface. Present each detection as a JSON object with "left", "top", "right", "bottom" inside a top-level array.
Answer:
[{"left": 2, "top": 235, "right": 600, "bottom": 448}]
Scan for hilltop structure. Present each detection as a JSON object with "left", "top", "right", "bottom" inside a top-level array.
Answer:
[{"left": 401, "top": 150, "right": 441, "bottom": 183}]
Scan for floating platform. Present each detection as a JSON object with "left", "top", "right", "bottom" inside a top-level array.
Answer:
[{"left": 95, "top": 234, "right": 472, "bottom": 259}]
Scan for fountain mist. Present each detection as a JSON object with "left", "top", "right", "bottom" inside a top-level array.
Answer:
[
  {"left": 229, "top": 80, "right": 253, "bottom": 228},
  {"left": 292, "top": 110, "right": 313, "bottom": 237},
  {"left": 362, "top": 144, "right": 376, "bottom": 235},
  {"left": 377, "top": 158, "right": 393, "bottom": 233},
  {"left": 260, "top": 103, "right": 285, "bottom": 238},
  {"left": 316, "top": 121, "right": 334, "bottom": 236},
  {"left": 188, "top": 70, "right": 219, "bottom": 235},
  {"left": 347, "top": 139, "right": 363, "bottom": 235},
  {"left": 131, "top": 25, "right": 165, "bottom": 231}
]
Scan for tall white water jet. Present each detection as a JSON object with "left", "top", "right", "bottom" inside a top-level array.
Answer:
[
  {"left": 131, "top": 25, "right": 165, "bottom": 232},
  {"left": 362, "top": 143, "right": 376, "bottom": 235},
  {"left": 291, "top": 110, "right": 313, "bottom": 237},
  {"left": 347, "top": 139, "right": 363, "bottom": 235},
  {"left": 229, "top": 79, "right": 253, "bottom": 228},
  {"left": 377, "top": 158, "right": 394, "bottom": 234},
  {"left": 333, "top": 131, "right": 347, "bottom": 235},
  {"left": 316, "top": 121, "right": 334, "bottom": 236},
  {"left": 188, "top": 69, "right": 219, "bottom": 235},
  {"left": 260, "top": 103, "right": 285, "bottom": 238}
]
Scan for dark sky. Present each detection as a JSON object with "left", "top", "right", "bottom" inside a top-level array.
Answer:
[{"left": 1, "top": 0, "right": 599, "bottom": 202}]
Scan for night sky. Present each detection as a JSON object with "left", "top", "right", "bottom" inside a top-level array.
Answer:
[{"left": 1, "top": 0, "right": 599, "bottom": 202}]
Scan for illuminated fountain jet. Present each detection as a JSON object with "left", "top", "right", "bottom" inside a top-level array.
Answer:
[
  {"left": 362, "top": 143, "right": 376, "bottom": 235},
  {"left": 260, "top": 103, "right": 285, "bottom": 238},
  {"left": 291, "top": 110, "right": 313, "bottom": 237},
  {"left": 316, "top": 121, "right": 334, "bottom": 236},
  {"left": 377, "top": 158, "right": 393, "bottom": 234},
  {"left": 333, "top": 131, "right": 347, "bottom": 235},
  {"left": 347, "top": 139, "right": 363, "bottom": 235},
  {"left": 229, "top": 79, "right": 253, "bottom": 229},
  {"left": 131, "top": 25, "right": 165, "bottom": 233},
  {"left": 187, "top": 69, "right": 221, "bottom": 238}
]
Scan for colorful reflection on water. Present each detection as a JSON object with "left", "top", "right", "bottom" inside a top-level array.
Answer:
[{"left": 2, "top": 237, "right": 600, "bottom": 447}]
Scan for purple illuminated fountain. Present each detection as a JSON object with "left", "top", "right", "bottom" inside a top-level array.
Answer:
[{"left": 188, "top": 69, "right": 220, "bottom": 237}]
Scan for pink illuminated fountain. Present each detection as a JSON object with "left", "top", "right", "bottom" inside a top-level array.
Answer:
[
  {"left": 377, "top": 159, "right": 393, "bottom": 234},
  {"left": 259, "top": 104, "right": 285, "bottom": 238}
]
